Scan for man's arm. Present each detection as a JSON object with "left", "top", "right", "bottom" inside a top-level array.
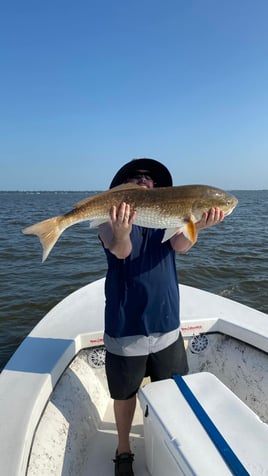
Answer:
[
  {"left": 99, "top": 202, "right": 136, "bottom": 259},
  {"left": 170, "top": 207, "right": 225, "bottom": 253}
]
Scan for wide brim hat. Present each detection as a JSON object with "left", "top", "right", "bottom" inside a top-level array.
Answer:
[{"left": 109, "top": 158, "right": 173, "bottom": 188}]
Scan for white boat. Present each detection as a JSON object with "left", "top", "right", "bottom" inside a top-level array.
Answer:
[{"left": 0, "top": 278, "right": 267, "bottom": 476}]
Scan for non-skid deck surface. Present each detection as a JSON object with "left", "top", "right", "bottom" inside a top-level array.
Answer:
[{"left": 83, "top": 398, "right": 150, "bottom": 476}]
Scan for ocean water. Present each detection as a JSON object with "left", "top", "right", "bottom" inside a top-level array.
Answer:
[{"left": 0, "top": 190, "right": 267, "bottom": 371}]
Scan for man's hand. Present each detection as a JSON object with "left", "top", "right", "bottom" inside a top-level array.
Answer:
[
  {"left": 99, "top": 202, "right": 136, "bottom": 259},
  {"left": 171, "top": 207, "right": 225, "bottom": 253},
  {"left": 110, "top": 202, "right": 137, "bottom": 239},
  {"left": 196, "top": 207, "right": 225, "bottom": 231}
]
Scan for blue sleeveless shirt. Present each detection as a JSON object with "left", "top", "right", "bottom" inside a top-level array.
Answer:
[{"left": 104, "top": 225, "right": 180, "bottom": 338}]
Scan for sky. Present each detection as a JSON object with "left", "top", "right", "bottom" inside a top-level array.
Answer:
[{"left": 0, "top": 0, "right": 267, "bottom": 191}]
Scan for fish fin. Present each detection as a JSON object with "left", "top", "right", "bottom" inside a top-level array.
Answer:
[
  {"left": 162, "top": 228, "right": 181, "bottom": 242},
  {"left": 109, "top": 183, "right": 142, "bottom": 191},
  {"left": 22, "top": 216, "right": 63, "bottom": 262},
  {"left": 182, "top": 219, "right": 197, "bottom": 244},
  {"left": 89, "top": 218, "right": 108, "bottom": 228},
  {"left": 74, "top": 183, "right": 142, "bottom": 208}
]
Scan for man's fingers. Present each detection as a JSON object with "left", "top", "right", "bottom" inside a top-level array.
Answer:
[{"left": 110, "top": 203, "right": 135, "bottom": 225}]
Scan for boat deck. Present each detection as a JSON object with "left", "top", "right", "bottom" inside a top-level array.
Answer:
[
  {"left": 82, "top": 399, "right": 149, "bottom": 476},
  {"left": 26, "top": 355, "right": 149, "bottom": 476}
]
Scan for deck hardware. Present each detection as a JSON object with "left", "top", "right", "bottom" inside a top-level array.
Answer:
[
  {"left": 190, "top": 334, "right": 209, "bottom": 353},
  {"left": 87, "top": 346, "right": 106, "bottom": 368}
]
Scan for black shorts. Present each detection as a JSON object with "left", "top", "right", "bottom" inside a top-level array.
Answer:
[{"left": 105, "top": 333, "right": 188, "bottom": 400}]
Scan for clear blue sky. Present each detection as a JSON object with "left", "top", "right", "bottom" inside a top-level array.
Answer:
[{"left": 1, "top": 0, "right": 267, "bottom": 190}]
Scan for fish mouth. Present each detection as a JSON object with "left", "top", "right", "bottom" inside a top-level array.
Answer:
[
  {"left": 224, "top": 198, "right": 239, "bottom": 216},
  {"left": 223, "top": 193, "right": 238, "bottom": 216},
  {"left": 224, "top": 206, "right": 235, "bottom": 217}
]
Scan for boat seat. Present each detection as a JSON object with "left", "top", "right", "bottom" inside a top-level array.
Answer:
[{"left": 138, "top": 372, "right": 268, "bottom": 476}]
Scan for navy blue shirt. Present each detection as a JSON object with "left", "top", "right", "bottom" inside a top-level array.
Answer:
[{"left": 104, "top": 225, "right": 180, "bottom": 338}]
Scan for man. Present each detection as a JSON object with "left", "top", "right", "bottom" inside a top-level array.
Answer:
[{"left": 99, "top": 158, "right": 224, "bottom": 476}]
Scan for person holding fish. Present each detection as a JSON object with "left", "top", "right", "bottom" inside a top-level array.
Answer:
[
  {"left": 98, "top": 158, "right": 226, "bottom": 476},
  {"left": 23, "top": 157, "right": 237, "bottom": 475}
]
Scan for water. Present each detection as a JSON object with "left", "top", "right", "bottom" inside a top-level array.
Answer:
[{"left": 0, "top": 190, "right": 267, "bottom": 371}]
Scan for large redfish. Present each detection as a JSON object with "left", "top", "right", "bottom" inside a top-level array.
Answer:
[{"left": 22, "top": 184, "right": 238, "bottom": 262}]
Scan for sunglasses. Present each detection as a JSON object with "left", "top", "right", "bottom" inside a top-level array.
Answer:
[{"left": 128, "top": 173, "right": 153, "bottom": 181}]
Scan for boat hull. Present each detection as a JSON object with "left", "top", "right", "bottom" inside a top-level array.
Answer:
[{"left": 0, "top": 278, "right": 267, "bottom": 475}]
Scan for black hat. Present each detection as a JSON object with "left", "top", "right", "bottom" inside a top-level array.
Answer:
[{"left": 109, "top": 158, "right": 173, "bottom": 188}]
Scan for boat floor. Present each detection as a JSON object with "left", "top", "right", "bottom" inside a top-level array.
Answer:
[{"left": 83, "top": 399, "right": 149, "bottom": 476}]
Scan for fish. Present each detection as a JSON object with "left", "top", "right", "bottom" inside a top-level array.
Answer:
[{"left": 22, "top": 183, "right": 238, "bottom": 262}]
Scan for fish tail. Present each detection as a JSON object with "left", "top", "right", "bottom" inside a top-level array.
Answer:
[
  {"left": 183, "top": 219, "right": 197, "bottom": 244},
  {"left": 22, "top": 216, "right": 64, "bottom": 262}
]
